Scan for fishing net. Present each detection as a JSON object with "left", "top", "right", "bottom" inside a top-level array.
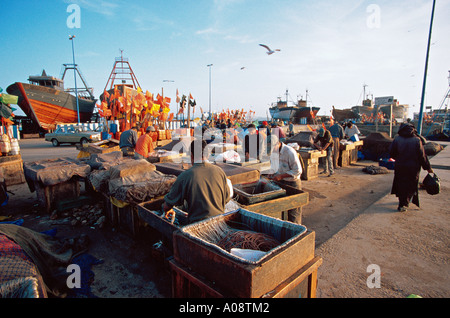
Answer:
[
  {"left": 217, "top": 229, "right": 280, "bottom": 252},
  {"left": 179, "top": 209, "right": 307, "bottom": 264}
]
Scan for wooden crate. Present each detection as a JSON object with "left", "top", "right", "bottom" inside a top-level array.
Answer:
[
  {"left": 350, "top": 140, "right": 364, "bottom": 164},
  {"left": 233, "top": 179, "right": 286, "bottom": 205},
  {"left": 102, "top": 193, "right": 119, "bottom": 228},
  {"left": 170, "top": 256, "right": 322, "bottom": 298},
  {"left": 0, "top": 156, "right": 26, "bottom": 186},
  {"left": 173, "top": 209, "right": 315, "bottom": 298},
  {"left": 117, "top": 203, "right": 142, "bottom": 238},
  {"left": 34, "top": 179, "right": 80, "bottom": 213},
  {"left": 339, "top": 143, "right": 355, "bottom": 167},
  {"left": 237, "top": 182, "right": 308, "bottom": 222},
  {"left": 137, "top": 198, "right": 188, "bottom": 250},
  {"left": 83, "top": 139, "right": 120, "bottom": 154},
  {"left": 101, "top": 193, "right": 142, "bottom": 238},
  {"left": 299, "top": 150, "right": 326, "bottom": 180}
]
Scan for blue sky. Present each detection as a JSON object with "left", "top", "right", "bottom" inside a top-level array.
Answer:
[{"left": 1, "top": 0, "right": 449, "bottom": 120}]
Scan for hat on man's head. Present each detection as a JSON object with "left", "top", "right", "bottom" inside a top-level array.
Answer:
[
  {"left": 146, "top": 126, "right": 156, "bottom": 132},
  {"left": 318, "top": 128, "right": 325, "bottom": 137}
]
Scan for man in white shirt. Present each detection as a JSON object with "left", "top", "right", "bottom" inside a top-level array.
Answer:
[
  {"left": 344, "top": 122, "right": 360, "bottom": 140},
  {"left": 267, "top": 135, "right": 303, "bottom": 223}
]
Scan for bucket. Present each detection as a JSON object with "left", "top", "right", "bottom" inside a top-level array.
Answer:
[{"left": 10, "top": 138, "right": 20, "bottom": 155}]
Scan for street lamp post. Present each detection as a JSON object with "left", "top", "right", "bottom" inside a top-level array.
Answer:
[
  {"left": 69, "top": 35, "right": 80, "bottom": 125},
  {"left": 207, "top": 64, "right": 213, "bottom": 120}
]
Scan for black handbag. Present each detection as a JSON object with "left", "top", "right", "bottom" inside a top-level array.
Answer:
[{"left": 423, "top": 173, "right": 440, "bottom": 195}]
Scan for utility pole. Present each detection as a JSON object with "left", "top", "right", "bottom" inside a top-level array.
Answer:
[
  {"left": 207, "top": 64, "right": 213, "bottom": 120},
  {"left": 69, "top": 35, "right": 80, "bottom": 125},
  {"left": 418, "top": 0, "right": 436, "bottom": 135}
]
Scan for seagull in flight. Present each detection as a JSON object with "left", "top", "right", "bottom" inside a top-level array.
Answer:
[{"left": 259, "top": 44, "right": 281, "bottom": 55}]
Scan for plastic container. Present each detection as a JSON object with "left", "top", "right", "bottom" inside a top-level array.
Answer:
[
  {"left": 110, "top": 123, "right": 118, "bottom": 134},
  {"left": 10, "top": 138, "right": 20, "bottom": 155},
  {"left": 101, "top": 132, "right": 111, "bottom": 140},
  {"left": 0, "top": 134, "right": 11, "bottom": 154}
]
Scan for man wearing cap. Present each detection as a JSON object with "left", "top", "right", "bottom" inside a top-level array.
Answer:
[
  {"left": 119, "top": 126, "right": 138, "bottom": 157},
  {"left": 134, "top": 126, "right": 155, "bottom": 160},
  {"left": 314, "top": 128, "right": 334, "bottom": 176}
]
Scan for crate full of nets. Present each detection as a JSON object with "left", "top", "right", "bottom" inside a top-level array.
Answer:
[
  {"left": 233, "top": 178, "right": 286, "bottom": 205},
  {"left": 173, "top": 208, "right": 315, "bottom": 298}
]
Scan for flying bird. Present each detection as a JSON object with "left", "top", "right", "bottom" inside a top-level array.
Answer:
[
  {"left": 259, "top": 44, "right": 281, "bottom": 55},
  {"left": 240, "top": 67, "right": 246, "bottom": 70}
]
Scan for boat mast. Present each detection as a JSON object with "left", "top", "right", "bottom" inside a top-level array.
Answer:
[{"left": 363, "top": 84, "right": 367, "bottom": 102}]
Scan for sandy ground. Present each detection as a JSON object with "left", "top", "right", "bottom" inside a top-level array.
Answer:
[{"left": 1, "top": 140, "right": 448, "bottom": 298}]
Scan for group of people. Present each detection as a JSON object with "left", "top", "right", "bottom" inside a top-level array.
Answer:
[
  {"left": 119, "top": 121, "right": 302, "bottom": 225},
  {"left": 178, "top": 122, "right": 302, "bottom": 224},
  {"left": 312, "top": 121, "right": 362, "bottom": 177},
  {"left": 313, "top": 120, "right": 434, "bottom": 213},
  {"left": 119, "top": 125, "right": 156, "bottom": 160},
  {"left": 118, "top": 117, "right": 432, "bottom": 229}
]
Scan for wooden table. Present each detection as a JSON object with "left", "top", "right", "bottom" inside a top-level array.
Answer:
[
  {"left": 339, "top": 140, "right": 364, "bottom": 167},
  {"left": 298, "top": 149, "right": 326, "bottom": 180}
]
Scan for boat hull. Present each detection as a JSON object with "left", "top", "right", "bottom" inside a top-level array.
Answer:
[
  {"left": 7, "top": 82, "right": 96, "bottom": 130},
  {"left": 351, "top": 105, "right": 375, "bottom": 117},
  {"left": 379, "top": 105, "right": 408, "bottom": 120},
  {"left": 270, "top": 106, "right": 320, "bottom": 123},
  {"left": 332, "top": 108, "right": 357, "bottom": 122}
]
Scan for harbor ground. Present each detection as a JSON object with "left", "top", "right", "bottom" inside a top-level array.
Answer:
[{"left": 1, "top": 138, "right": 449, "bottom": 298}]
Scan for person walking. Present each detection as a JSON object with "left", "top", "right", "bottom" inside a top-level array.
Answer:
[{"left": 390, "top": 123, "right": 433, "bottom": 212}]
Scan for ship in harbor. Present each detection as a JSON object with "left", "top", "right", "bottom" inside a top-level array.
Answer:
[
  {"left": 269, "top": 89, "right": 320, "bottom": 124},
  {"left": 332, "top": 84, "right": 409, "bottom": 123},
  {"left": 7, "top": 65, "right": 96, "bottom": 131}
]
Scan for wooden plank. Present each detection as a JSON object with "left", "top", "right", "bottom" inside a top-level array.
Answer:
[
  {"left": 262, "top": 256, "right": 322, "bottom": 298},
  {"left": 154, "top": 162, "right": 260, "bottom": 185},
  {"left": 0, "top": 154, "right": 22, "bottom": 164},
  {"left": 170, "top": 260, "right": 225, "bottom": 298},
  {"left": 239, "top": 184, "right": 308, "bottom": 220}
]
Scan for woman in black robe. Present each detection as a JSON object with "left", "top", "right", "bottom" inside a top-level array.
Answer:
[{"left": 390, "top": 123, "right": 433, "bottom": 212}]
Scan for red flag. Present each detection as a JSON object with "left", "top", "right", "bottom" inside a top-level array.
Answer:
[{"left": 103, "top": 90, "right": 110, "bottom": 101}]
